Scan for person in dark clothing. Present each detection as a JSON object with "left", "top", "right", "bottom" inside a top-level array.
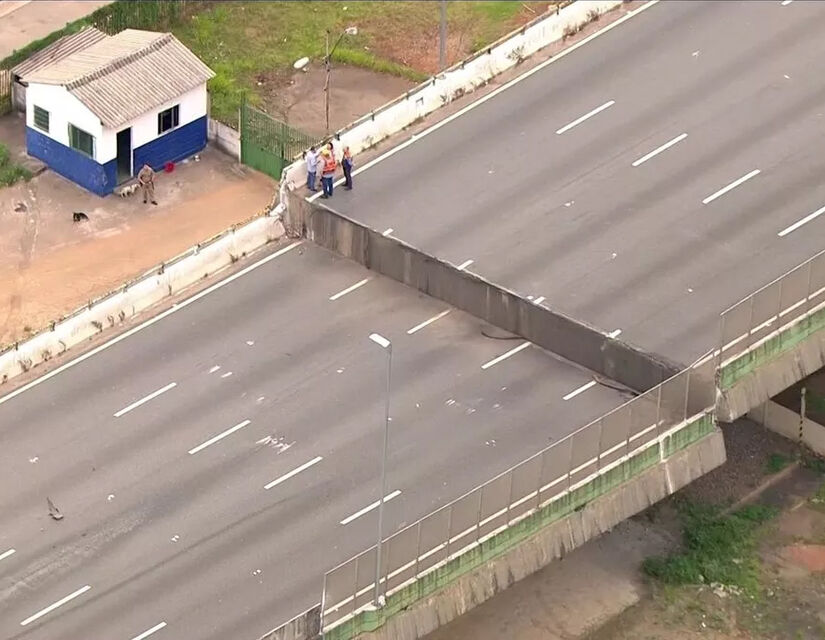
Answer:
[{"left": 342, "top": 146, "right": 354, "bottom": 190}]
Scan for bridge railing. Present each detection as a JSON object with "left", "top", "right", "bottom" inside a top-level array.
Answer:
[
  {"left": 321, "top": 353, "right": 717, "bottom": 630},
  {"left": 719, "top": 248, "right": 825, "bottom": 363}
]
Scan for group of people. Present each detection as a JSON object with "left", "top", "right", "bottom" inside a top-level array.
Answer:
[{"left": 304, "top": 137, "right": 354, "bottom": 198}]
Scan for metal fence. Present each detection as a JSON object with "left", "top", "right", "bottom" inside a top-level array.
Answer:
[
  {"left": 321, "top": 354, "right": 717, "bottom": 630},
  {"left": 240, "top": 101, "right": 318, "bottom": 180},
  {"left": 719, "top": 248, "right": 825, "bottom": 362},
  {"left": 0, "top": 69, "right": 10, "bottom": 116}
]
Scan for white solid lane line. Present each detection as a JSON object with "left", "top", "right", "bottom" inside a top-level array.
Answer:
[
  {"left": 778, "top": 204, "right": 825, "bottom": 237},
  {"left": 457, "top": 259, "right": 474, "bottom": 271},
  {"left": 264, "top": 456, "right": 324, "bottom": 490},
  {"left": 114, "top": 382, "right": 177, "bottom": 418},
  {"left": 0, "top": 241, "right": 303, "bottom": 409},
  {"left": 20, "top": 585, "right": 92, "bottom": 626},
  {"left": 481, "top": 341, "right": 531, "bottom": 370},
  {"left": 0, "top": 548, "right": 15, "bottom": 562},
  {"left": 341, "top": 490, "right": 402, "bottom": 525},
  {"left": 305, "top": 2, "right": 659, "bottom": 202},
  {"left": 631, "top": 133, "right": 687, "bottom": 167},
  {"left": 188, "top": 419, "right": 251, "bottom": 455},
  {"left": 130, "top": 622, "right": 168, "bottom": 640},
  {"left": 407, "top": 309, "right": 451, "bottom": 335},
  {"left": 329, "top": 278, "right": 371, "bottom": 301},
  {"left": 702, "top": 169, "right": 760, "bottom": 205},
  {"left": 563, "top": 380, "right": 597, "bottom": 401},
  {"left": 555, "top": 100, "right": 615, "bottom": 135}
]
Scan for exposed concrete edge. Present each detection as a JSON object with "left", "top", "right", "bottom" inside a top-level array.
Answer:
[
  {"left": 0, "top": 214, "right": 285, "bottom": 387},
  {"left": 276, "top": 0, "right": 627, "bottom": 210},
  {"left": 325, "top": 413, "right": 724, "bottom": 640},
  {"left": 290, "top": 194, "right": 681, "bottom": 393},
  {"left": 747, "top": 399, "right": 825, "bottom": 457},
  {"left": 257, "top": 603, "right": 321, "bottom": 640},
  {"left": 716, "top": 302, "right": 825, "bottom": 422}
]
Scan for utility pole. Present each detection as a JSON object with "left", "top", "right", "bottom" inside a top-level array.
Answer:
[
  {"left": 324, "top": 30, "right": 331, "bottom": 136},
  {"left": 439, "top": 0, "right": 447, "bottom": 71}
]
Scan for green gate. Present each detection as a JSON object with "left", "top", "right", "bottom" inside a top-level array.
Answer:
[{"left": 240, "top": 101, "right": 317, "bottom": 180}]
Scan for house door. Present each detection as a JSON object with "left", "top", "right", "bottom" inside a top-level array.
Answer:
[{"left": 116, "top": 127, "right": 132, "bottom": 183}]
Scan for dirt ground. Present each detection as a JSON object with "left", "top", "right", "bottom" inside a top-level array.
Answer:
[
  {"left": 276, "top": 63, "right": 417, "bottom": 138},
  {"left": 0, "top": 113, "right": 275, "bottom": 348},
  {"left": 425, "top": 419, "right": 825, "bottom": 640}
]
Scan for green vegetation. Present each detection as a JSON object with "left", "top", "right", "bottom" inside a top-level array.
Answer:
[
  {"left": 765, "top": 452, "right": 792, "bottom": 474},
  {"left": 643, "top": 502, "right": 777, "bottom": 595},
  {"left": 0, "top": 143, "right": 32, "bottom": 188}
]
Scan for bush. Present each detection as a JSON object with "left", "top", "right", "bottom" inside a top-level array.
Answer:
[
  {"left": 643, "top": 502, "right": 777, "bottom": 595},
  {"left": 0, "top": 143, "right": 33, "bottom": 187}
]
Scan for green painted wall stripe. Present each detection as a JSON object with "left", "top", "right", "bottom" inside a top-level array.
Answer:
[
  {"left": 325, "top": 412, "right": 715, "bottom": 640},
  {"left": 719, "top": 304, "right": 825, "bottom": 390}
]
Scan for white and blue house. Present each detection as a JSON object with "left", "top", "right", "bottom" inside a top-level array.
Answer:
[{"left": 18, "top": 29, "right": 214, "bottom": 196}]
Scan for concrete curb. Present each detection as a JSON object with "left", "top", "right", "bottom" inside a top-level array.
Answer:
[{"left": 0, "top": 214, "right": 285, "bottom": 386}]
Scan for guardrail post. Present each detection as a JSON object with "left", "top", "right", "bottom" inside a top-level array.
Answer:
[
  {"left": 475, "top": 489, "right": 483, "bottom": 543},
  {"left": 806, "top": 260, "right": 814, "bottom": 315},
  {"left": 505, "top": 470, "right": 515, "bottom": 525},
  {"left": 717, "top": 313, "right": 725, "bottom": 370},
  {"left": 320, "top": 573, "right": 328, "bottom": 633},
  {"left": 655, "top": 384, "right": 663, "bottom": 434},
  {"left": 536, "top": 452, "right": 547, "bottom": 511},
  {"left": 683, "top": 368, "right": 691, "bottom": 422},
  {"left": 445, "top": 505, "right": 454, "bottom": 559},
  {"left": 414, "top": 522, "right": 422, "bottom": 578}
]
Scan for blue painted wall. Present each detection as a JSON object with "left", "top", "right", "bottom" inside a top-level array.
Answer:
[
  {"left": 133, "top": 116, "right": 208, "bottom": 172},
  {"left": 26, "top": 127, "right": 116, "bottom": 197}
]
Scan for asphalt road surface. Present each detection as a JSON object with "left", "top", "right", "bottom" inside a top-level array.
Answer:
[
  {"left": 328, "top": 0, "right": 825, "bottom": 365},
  {"left": 0, "top": 242, "right": 625, "bottom": 640}
]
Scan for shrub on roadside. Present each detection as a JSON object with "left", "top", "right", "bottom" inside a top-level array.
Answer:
[{"left": 0, "top": 143, "right": 33, "bottom": 188}]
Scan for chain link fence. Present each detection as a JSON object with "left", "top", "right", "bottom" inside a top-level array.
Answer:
[
  {"left": 321, "top": 353, "right": 717, "bottom": 630},
  {"left": 719, "top": 248, "right": 825, "bottom": 363}
]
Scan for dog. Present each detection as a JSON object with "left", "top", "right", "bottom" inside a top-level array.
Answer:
[
  {"left": 118, "top": 183, "right": 139, "bottom": 198},
  {"left": 72, "top": 211, "right": 89, "bottom": 222}
]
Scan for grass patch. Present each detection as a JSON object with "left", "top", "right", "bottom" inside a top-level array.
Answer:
[
  {"left": 643, "top": 501, "right": 777, "bottom": 595},
  {"left": 765, "top": 452, "right": 792, "bottom": 474},
  {"left": 0, "top": 143, "right": 32, "bottom": 188}
]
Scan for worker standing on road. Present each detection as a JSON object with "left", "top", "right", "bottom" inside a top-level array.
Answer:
[
  {"left": 305, "top": 146, "right": 318, "bottom": 192},
  {"left": 320, "top": 148, "right": 337, "bottom": 199},
  {"left": 342, "top": 146, "right": 354, "bottom": 190},
  {"left": 138, "top": 163, "right": 157, "bottom": 205}
]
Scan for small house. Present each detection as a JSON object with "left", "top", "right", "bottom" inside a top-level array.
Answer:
[{"left": 18, "top": 29, "right": 214, "bottom": 196}]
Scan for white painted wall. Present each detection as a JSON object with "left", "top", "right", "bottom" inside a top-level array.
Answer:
[
  {"left": 98, "top": 83, "right": 208, "bottom": 163},
  {"left": 26, "top": 82, "right": 208, "bottom": 165},
  {"left": 25, "top": 82, "right": 103, "bottom": 158}
]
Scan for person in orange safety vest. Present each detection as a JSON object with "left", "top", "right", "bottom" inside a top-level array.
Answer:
[{"left": 320, "top": 148, "right": 337, "bottom": 199}]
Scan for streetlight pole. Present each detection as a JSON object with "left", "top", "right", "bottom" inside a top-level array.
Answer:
[
  {"left": 324, "top": 26, "right": 358, "bottom": 137},
  {"left": 439, "top": 0, "right": 447, "bottom": 71},
  {"left": 368, "top": 332, "right": 392, "bottom": 606}
]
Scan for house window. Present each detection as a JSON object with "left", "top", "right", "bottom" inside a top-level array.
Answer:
[
  {"left": 157, "top": 105, "right": 180, "bottom": 135},
  {"left": 68, "top": 124, "right": 95, "bottom": 158},
  {"left": 33, "top": 105, "right": 49, "bottom": 133}
]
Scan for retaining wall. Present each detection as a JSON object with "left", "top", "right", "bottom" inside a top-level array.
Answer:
[
  {"left": 716, "top": 301, "right": 825, "bottom": 422},
  {"left": 291, "top": 195, "right": 681, "bottom": 394},
  {"left": 747, "top": 399, "right": 825, "bottom": 457},
  {"left": 325, "top": 413, "right": 724, "bottom": 640},
  {"left": 278, "top": 0, "right": 624, "bottom": 198},
  {"left": 0, "top": 215, "right": 284, "bottom": 385},
  {"left": 208, "top": 117, "right": 241, "bottom": 160}
]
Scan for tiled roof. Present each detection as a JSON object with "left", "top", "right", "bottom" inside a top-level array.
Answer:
[
  {"left": 24, "top": 29, "right": 214, "bottom": 129},
  {"left": 11, "top": 27, "right": 108, "bottom": 79}
]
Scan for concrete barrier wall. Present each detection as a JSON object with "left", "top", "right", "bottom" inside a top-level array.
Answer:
[
  {"left": 278, "top": 0, "right": 624, "bottom": 198},
  {"left": 0, "top": 215, "right": 285, "bottom": 386},
  {"left": 257, "top": 604, "right": 321, "bottom": 640},
  {"left": 325, "top": 413, "right": 724, "bottom": 640},
  {"left": 293, "top": 195, "right": 681, "bottom": 394},
  {"left": 716, "top": 301, "right": 825, "bottom": 422},
  {"left": 747, "top": 400, "right": 825, "bottom": 457},
  {"left": 208, "top": 117, "right": 241, "bottom": 160}
]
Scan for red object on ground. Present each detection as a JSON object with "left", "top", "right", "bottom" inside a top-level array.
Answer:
[{"left": 164, "top": 161, "right": 175, "bottom": 173}]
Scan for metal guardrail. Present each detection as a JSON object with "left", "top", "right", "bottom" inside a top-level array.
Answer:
[
  {"left": 321, "top": 353, "right": 717, "bottom": 630},
  {"left": 718, "top": 248, "right": 825, "bottom": 363}
]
